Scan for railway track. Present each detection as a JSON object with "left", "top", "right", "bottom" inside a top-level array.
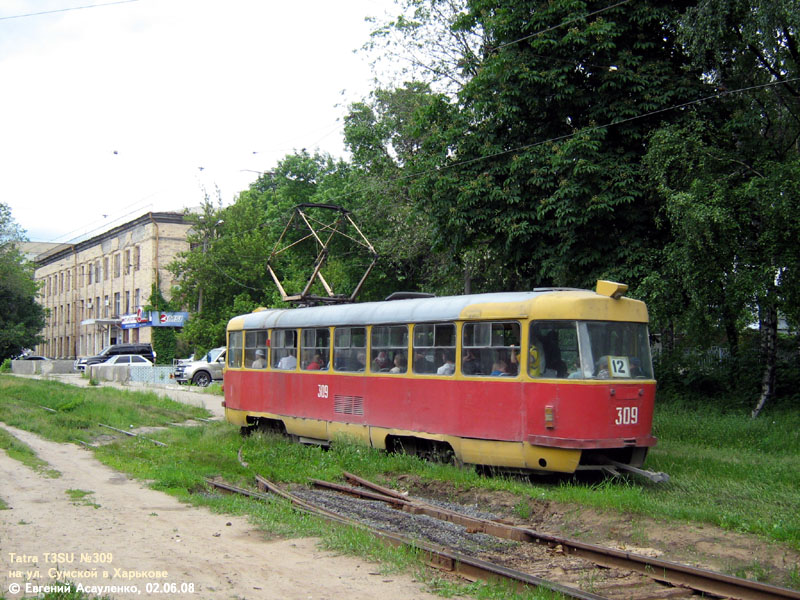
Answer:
[{"left": 206, "top": 473, "right": 800, "bottom": 600}]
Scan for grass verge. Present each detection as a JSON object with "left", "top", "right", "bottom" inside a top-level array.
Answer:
[{"left": 0, "top": 376, "right": 210, "bottom": 444}]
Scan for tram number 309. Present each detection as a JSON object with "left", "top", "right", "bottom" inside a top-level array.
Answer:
[
  {"left": 317, "top": 384, "right": 329, "bottom": 399},
  {"left": 615, "top": 406, "right": 639, "bottom": 425}
]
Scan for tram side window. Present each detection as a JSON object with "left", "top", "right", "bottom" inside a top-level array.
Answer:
[
  {"left": 412, "top": 323, "right": 455, "bottom": 375},
  {"left": 529, "top": 321, "right": 578, "bottom": 378},
  {"left": 462, "top": 322, "right": 520, "bottom": 376},
  {"left": 228, "top": 330, "right": 243, "bottom": 368},
  {"left": 245, "top": 330, "right": 269, "bottom": 369},
  {"left": 371, "top": 325, "right": 408, "bottom": 374},
  {"left": 301, "top": 328, "right": 330, "bottom": 371},
  {"left": 333, "top": 327, "right": 366, "bottom": 372},
  {"left": 272, "top": 329, "right": 298, "bottom": 370}
]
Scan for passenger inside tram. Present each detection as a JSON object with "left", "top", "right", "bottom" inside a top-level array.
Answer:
[
  {"left": 390, "top": 353, "right": 407, "bottom": 373},
  {"left": 251, "top": 349, "right": 267, "bottom": 369}
]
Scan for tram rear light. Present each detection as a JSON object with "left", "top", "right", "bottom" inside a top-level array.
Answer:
[{"left": 544, "top": 405, "right": 555, "bottom": 429}]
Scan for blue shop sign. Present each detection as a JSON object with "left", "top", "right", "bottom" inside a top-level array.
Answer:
[
  {"left": 151, "top": 311, "right": 189, "bottom": 327},
  {"left": 120, "top": 311, "right": 189, "bottom": 329}
]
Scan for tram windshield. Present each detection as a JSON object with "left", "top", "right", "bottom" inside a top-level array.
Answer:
[{"left": 529, "top": 321, "right": 653, "bottom": 379}]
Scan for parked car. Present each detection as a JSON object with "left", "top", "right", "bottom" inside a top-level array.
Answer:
[
  {"left": 173, "top": 347, "right": 225, "bottom": 386},
  {"left": 173, "top": 354, "right": 195, "bottom": 366},
  {"left": 100, "top": 354, "right": 153, "bottom": 366},
  {"left": 75, "top": 344, "right": 155, "bottom": 372},
  {"left": 18, "top": 355, "right": 50, "bottom": 361}
]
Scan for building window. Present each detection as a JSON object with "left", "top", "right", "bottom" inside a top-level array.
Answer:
[
  {"left": 124, "top": 291, "right": 130, "bottom": 314},
  {"left": 133, "top": 246, "right": 140, "bottom": 271},
  {"left": 124, "top": 250, "right": 131, "bottom": 274},
  {"left": 103, "top": 258, "right": 109, "bottom": 281},
  {"left": 95, "top": 262, "right": 100, "bottom": 283},
  {"left": 103, "top": 295, "right": 109, "bottom": 318},
  {"left": 114, "top": 292, "right": 121, "bottom": 317},
  {"left": 114, "top": 254, "right": 120, "bottom": 278},
  {"left": 59, "top": 273, "right": 63, "bottom": 293},
  {"left": 87, "top": 265, "right": 92, "bottom": 286},
  {"left": 134, "top": 288, "right": 140, "bottom": 310}
]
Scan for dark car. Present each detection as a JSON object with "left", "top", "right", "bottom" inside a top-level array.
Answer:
[
  {"left": 19, "top": 355, "right": 50, "bottom": 361},
  {"left": 74, "top": 344, "right": 156, "bottom": 372}
]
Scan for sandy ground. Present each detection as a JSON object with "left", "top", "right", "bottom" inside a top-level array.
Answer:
[{"left": 0, "top": 378, "right": 440, "bottom": 600}]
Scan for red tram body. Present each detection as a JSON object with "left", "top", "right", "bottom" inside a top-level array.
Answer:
[{"left": 223, "top": 281, "right": 657, "bottom": 474}]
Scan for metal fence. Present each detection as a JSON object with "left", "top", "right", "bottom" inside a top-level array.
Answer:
[{"left": 130, "top": 366, "right": 176, "bottom": 385}]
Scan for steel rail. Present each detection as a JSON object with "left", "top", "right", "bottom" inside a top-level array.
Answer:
[
  {"left": 338, "top": 472, "right": 800, "bottom": 600},
  {"left": 224, "top": 474, "right": 608, "bottom": 600},
  {"left": 98, "top": 422, "right": 168, "bottom": 447},
  {"left": 206, "top": 478, "right": 272, "bottom": 502}
]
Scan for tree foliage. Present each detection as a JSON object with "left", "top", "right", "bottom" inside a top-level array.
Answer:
[
  {"left": 0, "top": 203, "right": 45, "bottom": 361},
  {"left": 364, "top": 0, "right": 486, "bottom": 94},
  {"left": 367, "top": 0, "right": 708, "bottom": 291}
]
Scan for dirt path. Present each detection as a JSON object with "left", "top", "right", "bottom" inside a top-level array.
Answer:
[{"left": 0, "top": 423, "right": 439, "bottom": 600}]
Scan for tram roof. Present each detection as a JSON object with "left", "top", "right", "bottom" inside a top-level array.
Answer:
[{"left": 229, "top": 288, "right": 649, "bottom": 330}]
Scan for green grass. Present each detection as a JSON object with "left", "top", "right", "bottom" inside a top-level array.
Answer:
[
  {"left": 0, "top": 376, "right": 210, "bottom": 444},
  {"left": 65, "top": 488, "right": 100, "bottom": 509},
  {"left": 0, "top": 426, "right": 60, "bottom": 478},
  {"left": 0, "top": 374, "right": 797, "bottom": 594},
  {"left": 509, "top": 400, "right": 800, "bottom": 549}
]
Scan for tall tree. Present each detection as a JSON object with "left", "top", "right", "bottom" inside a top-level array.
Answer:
[
  {"left": 344, "top": 83, "right": 473, "bottom": 294},
  {"left": 364, "top": 0, "right": 486, "bottom": 94},
  {"left": 383, "top": 0, "right": 706, "bottom": 291},
  {"left": 0, "top": 203, "right": 46, "bottom": 360},
  {"left": 646, "top": 0, "right": 800, "bottom": 416}
]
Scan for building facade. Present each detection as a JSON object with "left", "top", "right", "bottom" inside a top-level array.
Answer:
[{"left": 33, "top": 212, "right": 191, "bottom": 358}]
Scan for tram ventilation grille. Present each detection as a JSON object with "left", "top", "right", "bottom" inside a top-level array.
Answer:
[{"left": 334, "top": 395, "right": 364, "bottom": 416}]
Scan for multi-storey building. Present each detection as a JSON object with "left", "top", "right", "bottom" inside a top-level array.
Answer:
[{"left": 33, "top": 212, "right": 191, "bottom": 358}]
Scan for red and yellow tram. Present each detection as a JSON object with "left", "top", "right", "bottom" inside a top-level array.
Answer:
[{"left": 223, "top": 280, "right": 657, "bottom": 474}]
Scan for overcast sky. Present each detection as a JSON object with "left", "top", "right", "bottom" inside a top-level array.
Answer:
[{"left": 0, "top": 0, "right": 395, "bottom": 242}]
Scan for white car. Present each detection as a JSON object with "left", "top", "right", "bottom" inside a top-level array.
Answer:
[{"left": 100, "top": 354, "right": 154, "bottom": 366}]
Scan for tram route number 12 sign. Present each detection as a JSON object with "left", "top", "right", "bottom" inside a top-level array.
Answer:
[{"left": 608, "top": 356, "right": 630, "bottom": 378}]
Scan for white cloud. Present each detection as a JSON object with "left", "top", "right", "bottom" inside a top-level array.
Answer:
[{"left": 0, "top": 0, "right": 394, "bottom": 241}]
